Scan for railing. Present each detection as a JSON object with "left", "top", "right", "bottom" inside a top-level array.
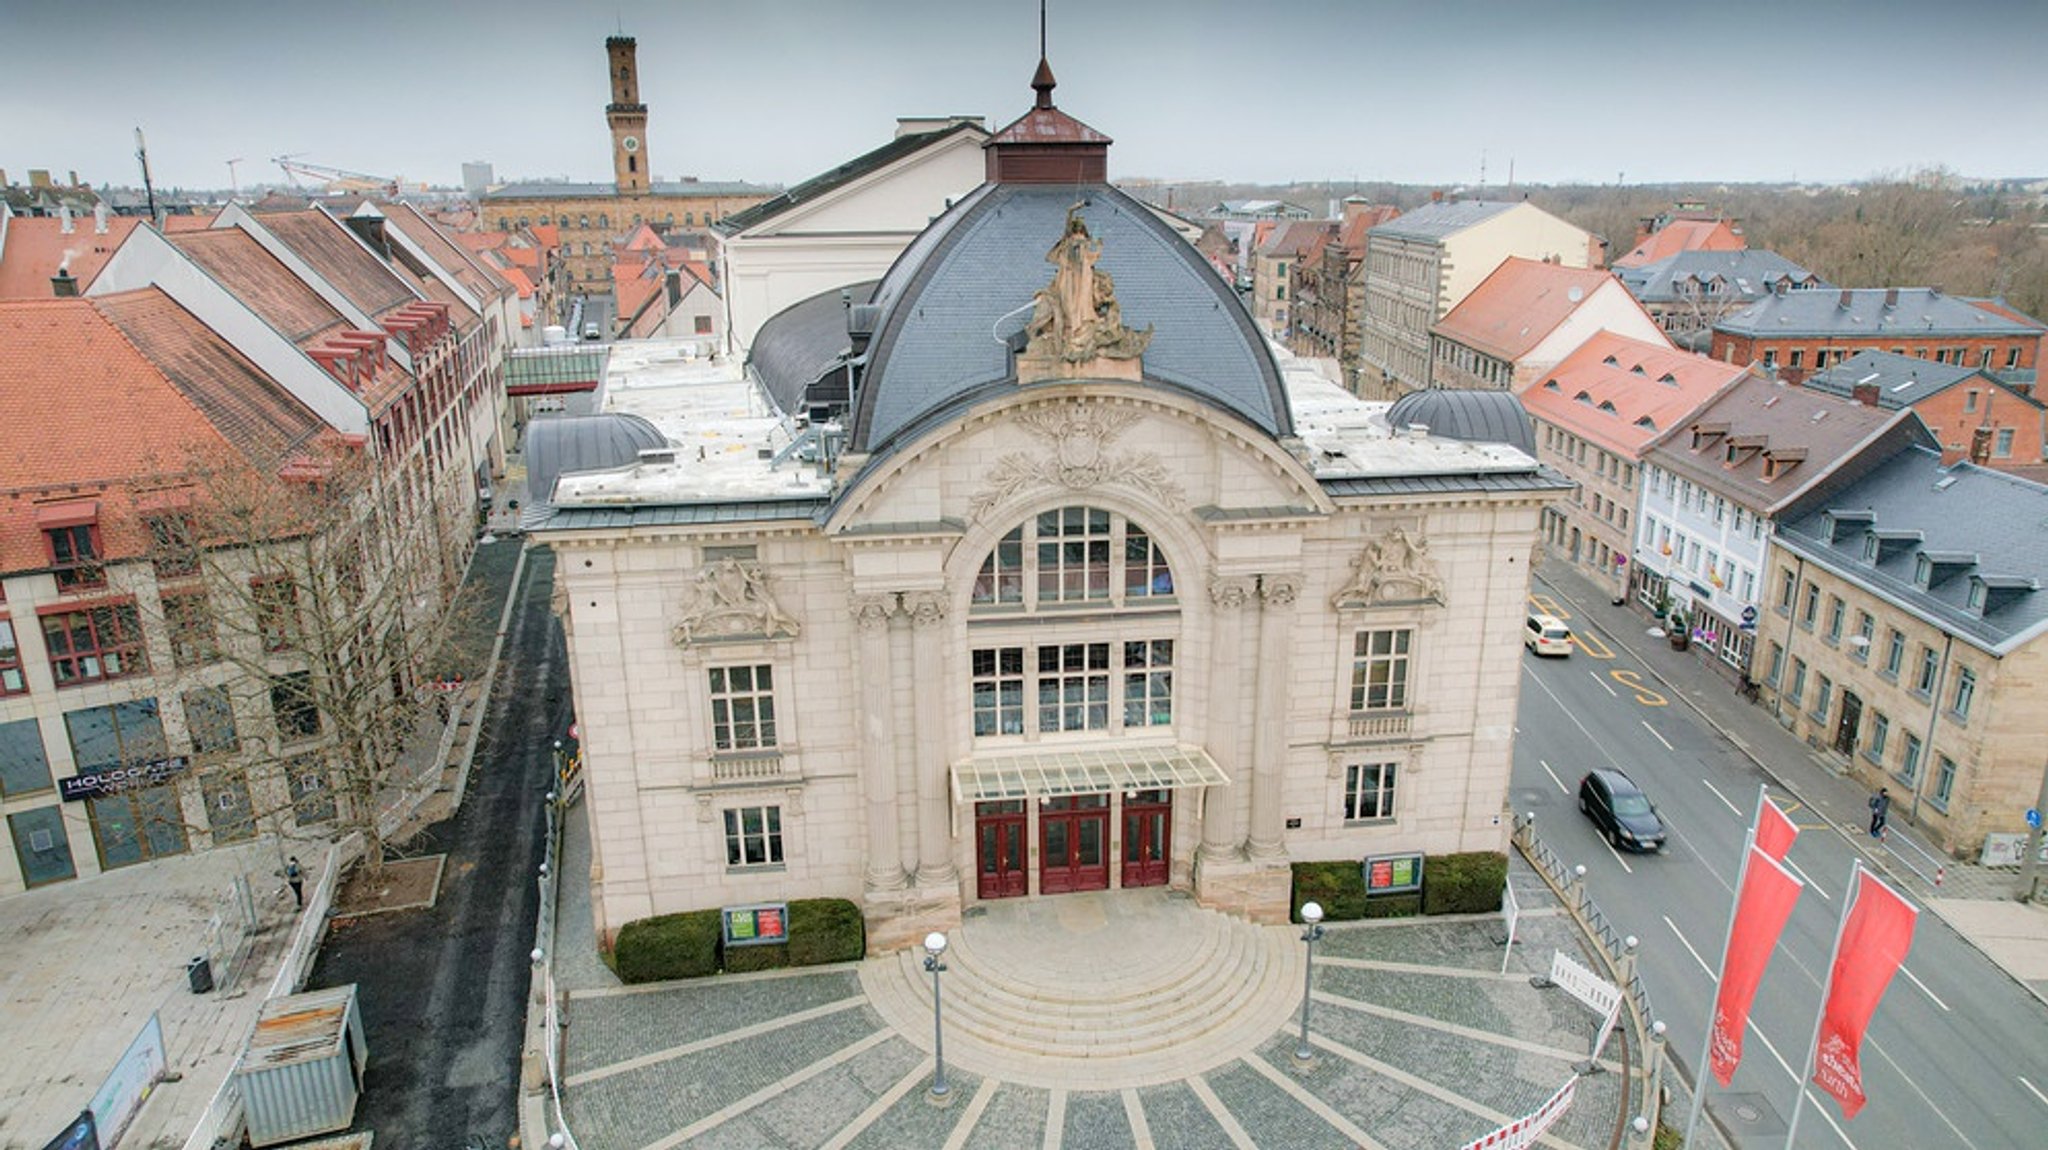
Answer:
[
  {"left": 1513, "top": 813, "right": 1663, "bottom": 1146},
  {"left": 534, "top": 787, "right": 581, "bottom": 1150},
  {"left": 710, "top": 751, "right": 784, "bottom": 782},
  {"left": 1345, "top": 711, "right": 1413, "bottom": 740},
  {"left": 1882, "top": 823, "right": 1949, "bottom": 889}
]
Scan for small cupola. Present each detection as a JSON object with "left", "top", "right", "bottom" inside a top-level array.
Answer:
[{"left": 984, "top": 54, "right": 1111, "bottom": 184}]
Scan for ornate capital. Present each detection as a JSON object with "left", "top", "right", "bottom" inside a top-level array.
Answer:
[
  {"left": 903, "top": 589, "right": 949, "bottom": 628},
  {"left": 1259, "top": 574, "right": 1302, "bottom": 609},
  {"left": 1330, "top": 526, "right": 1446, "bottom": 609},
  {"left": 1209, "top": 575, "right": 1256, "bottom": 610},
  {"left": 849, "top": 592, "right": 898, "bottom": 631},
  {"left": 970, "top": 401, "right": 1185, "bottom": 521},
  {"left": 672, "top": 559, "right": 803, "bottom": 647}
]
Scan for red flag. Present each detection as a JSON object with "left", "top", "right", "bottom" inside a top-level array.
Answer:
[
  {"left": 1811, "top": 871, "right": 1919, "bottom": 1118},
  {"left": 1756, "top": 796, "right": 1798, "bottom": 861},
  {"left": 1709, "top": 845, "right": 1804, "bottom": 1087}
]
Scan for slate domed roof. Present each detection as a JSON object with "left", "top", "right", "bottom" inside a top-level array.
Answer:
[
  {"left": 526, "top": 413, "right": 667, "bottom": 504},
  {"left": 844, "top": 182, "right": 1289, "bottom": 455},
  {"left": 1386, "top": 389, "right": 1536, "bottom": 457}
]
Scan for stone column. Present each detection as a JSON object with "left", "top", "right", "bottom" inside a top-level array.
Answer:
[
  {"left": 1202, "top": 576, "right": 1255, "bottom": 859},
  {"left": 851, "top": 593, "right": 906, "bottom": 891},
  {"left": 1246, "top": 573, "right": 1300, "bottom": 860},
  {"left": 906, "top": 589, "right": 957, "bottom": 886}
]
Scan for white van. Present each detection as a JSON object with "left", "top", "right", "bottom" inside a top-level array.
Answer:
[{"left": 1524, "top": 613, "right": 1575, "bottom": 657}]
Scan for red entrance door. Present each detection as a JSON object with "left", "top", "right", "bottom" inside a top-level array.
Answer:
[
  {"left": 975, "top": 801, "right": 1027, "bottom": 899},
  {"left": 1040, "top": 794, "right": 1110, "bottom": 894},
  {"left": 1121, "top": 789, "right": 1171, "bottom": 888}
]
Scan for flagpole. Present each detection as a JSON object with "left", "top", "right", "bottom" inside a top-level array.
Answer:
[
  {"left": 1784, "top": 859, "right": 1861, "bottom": 1148},
  {"left": 1682, "top": 783, "right": 1767, "bottom": 1147}
]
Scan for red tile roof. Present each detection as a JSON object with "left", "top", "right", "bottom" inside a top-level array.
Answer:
[
  {"left": 1614, "top": 219, "right": 1743, "bottom": 268},
  {"left": 1338, "top": 207, "right": 1399, "bottom": 256},
  {"left": 256, "top": 210, "right": 416, "bottom": 318},
  {"left": 1521, "top": 332, "right": 1750, "bottom": 458},
  {"left": 166, "top": 227, "right": 351, "bottom": 346},
  {"left": 0, "top": 214, "right": 144, "bottom": 298},
  {"left": 379, "top": 201, "right": 511, "bottom": 300},
  {"left": 1431, "top": 258, "right": 1626, "bottom": 360}
]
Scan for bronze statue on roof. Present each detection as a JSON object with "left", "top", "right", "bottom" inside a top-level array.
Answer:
[{"left": 1018, "top": 205, "right": 1151, "bottom": 383}]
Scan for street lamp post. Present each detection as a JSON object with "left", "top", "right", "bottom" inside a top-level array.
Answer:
[
  {"left": 1293, "top": 901, "right": 1326, "bottom": 1063},
  {"left": 923, "top": 931, "right": 951, "bottom": 1102}
]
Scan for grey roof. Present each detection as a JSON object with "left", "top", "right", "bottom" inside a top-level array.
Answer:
[
  {"left": 525, "top": 414, "right": 668, "bottom": 506},
  {"left": 1715, "top": 288, "right": 2044, "bottom": 339},
  {"left": 715, "top": 122, "right": 987, "bottom": 236},
  {"left": 1616, "top": 249, "right": 1825, "bottom": 304},
  {"left": 1319, "top": 469, "right": 1574, "bottom": 499},
  {"left": 847, "top": 182, "right": 1288, "bottom": 455},
  {"left": 1805, "top": 350, "right": 2042, "bottom": 411},
  {"left": 1386, "top": 389, "right": 1537, "bottom": 456},
  {"left": 534, "top": 498, "right": 827, "bottom": 532},
  {"left": 484, "top": 180, "right": 778, "bottom": 201},
  {"left": 1775, "top": 445, "right": 2048, "bottom": 654},
  {"left": 1367, "top": 200, "right": 1517, "bottom": 242},
  {"left": 750, "top": 281, "right": 876, "bottom": 415}
]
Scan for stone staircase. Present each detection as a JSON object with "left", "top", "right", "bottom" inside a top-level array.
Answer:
[{"left": 858, "top": 890, "right": 1302, "bottom": 1088}]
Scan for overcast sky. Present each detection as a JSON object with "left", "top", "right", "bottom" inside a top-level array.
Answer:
[{"left": 5, "top": 0, "right": 2044, "bottom": 195}]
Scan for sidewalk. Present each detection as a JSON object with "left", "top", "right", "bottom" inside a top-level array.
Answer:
[
  {"left": 1537, "top": 559, "right": 2048, "bottom": 1002},
  {"left": 0, "top": 533, "right": 524, "bottom": 1150}
]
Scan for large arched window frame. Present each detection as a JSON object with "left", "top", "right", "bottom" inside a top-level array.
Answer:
[{"left": 966, "top": 506, "right": 1179, "bottom": 744}]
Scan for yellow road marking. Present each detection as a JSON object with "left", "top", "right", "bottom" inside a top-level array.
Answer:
[{"left": 1609, "top": 668, "right": 1668, "bottom": 707}]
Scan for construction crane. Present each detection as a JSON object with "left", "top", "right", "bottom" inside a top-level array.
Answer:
[{"left": 272, "top": 155, "right": 420, "bottom": 196}]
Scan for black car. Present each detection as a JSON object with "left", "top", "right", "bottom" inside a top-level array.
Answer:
[{"left": 1578, "top": 768, "right": 1667, "bottom": 852}]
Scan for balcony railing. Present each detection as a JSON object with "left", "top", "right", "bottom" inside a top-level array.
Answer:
[
  {"left": 1346, "top": 711, "right": 1413, "bottom": 740},
  {"left": 710, "top": 751, "right": 784, "bottom": 782}
]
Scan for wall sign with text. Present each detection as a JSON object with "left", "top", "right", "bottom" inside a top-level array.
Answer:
[
  {"left": 722, "top": 903, "right": 789, "bottom": 947},
  {"left": 1363, "top": 852, "right": 1424, "bottom": 895}
]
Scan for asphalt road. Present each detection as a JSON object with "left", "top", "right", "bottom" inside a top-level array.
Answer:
[
  {"left": 308, "top": 545, "right": 565, "bottom": 1149},
  {"left": 1514, "top": 574, "right": 2048, "bottom": 1149}
]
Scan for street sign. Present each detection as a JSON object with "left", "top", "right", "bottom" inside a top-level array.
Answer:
[{"left": 2028, "top": 808, "right": 2042, "bottom": 830}]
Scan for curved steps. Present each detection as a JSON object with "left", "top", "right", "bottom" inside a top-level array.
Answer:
[{"left": 859, "top": 891, "right": 1303, "bottom": 1088}]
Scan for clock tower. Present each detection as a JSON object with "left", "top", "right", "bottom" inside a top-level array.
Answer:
[{"left": 606, "top": 35, "right": 649, "bottom": 195}]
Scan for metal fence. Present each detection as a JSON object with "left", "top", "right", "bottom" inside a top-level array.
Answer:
[
  {"left": 1513, "top": 812, "right": 1663, "bottom": 1145},
  {"left": 535, "top": 787, "right": 581, "bottom": 1150}
]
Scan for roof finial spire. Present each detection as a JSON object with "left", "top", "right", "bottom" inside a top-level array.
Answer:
[{"left": 1032, "top": 0, "right": 1056, "bottom": 109}]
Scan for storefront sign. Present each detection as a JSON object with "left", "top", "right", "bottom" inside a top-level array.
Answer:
[
  {"left": 59, "top": 758, "right": 190, "bottom": 802},
  {"left": 39, "top": 1112, "right": 98, "bottom": 1150},
  {"left": 722, "top": 902, "right": 789, "bottom": 947},
  {"left": 1363, "top": 852, "right": 1423, "bottom": 895}
]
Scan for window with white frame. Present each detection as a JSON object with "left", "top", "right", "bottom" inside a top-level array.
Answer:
[
  {"left": 1343, "top": 761, "right": 1397, "bottom": 821},
  {"left": 1932, "top": 755, "right": 1957, "bottom": 807},
  {"left": 1951, "top": 667, "right": 1975, "bottom": 721},
  {"left": 1349, "top": 628, "right": 1413, "bottom": 712},
  {"left": 1914, "top": 647, "right": 1938, "bottom": 695},
  {"left": 972, "top": 506, "right": 1176, "bottom": 609},
  {"left": 723, "top": 805, "right": 784, "bottom": 867},
  {"left": 709, "top": 665, "right": 777, "bottom": 751},
  {"left": 1868, "top": 712, "right": 1889, "bottom": 761},
  {"left": 1883, "top": 629, "right": 1905, "bottom": 676},
  {"left": 1901, "top": 733, "right": 1922, "bottom": 784}
]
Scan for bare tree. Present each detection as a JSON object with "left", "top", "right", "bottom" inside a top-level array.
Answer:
[{"left": 140, "top": 439, "right": 481, "bottom": 881}]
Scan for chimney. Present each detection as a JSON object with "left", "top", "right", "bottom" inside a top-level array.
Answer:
[
  {"left": 1851, "top": 383, "right": 1880, "bottom": 406},
  {"left": 51, "top": 265, "right": 79, "bottom": 297},
  {"left": 59, "top": 204, "right": 74, "bottom": 234},
  {"left": 67, "top": 170, "right": 79, "bottom": 187},
  {"left": 1838, "top": 288, "right": 1853, "bottom": 310},
  {"left": 1773, "top": 279, "right": 1789, "bottom": 298},
  {"left": 1970, "top": 426, "right": 1993, "bottom": 466},
  {"left": 0, "top": 168, "right": 9, "bottom": 187},
  {"left": 1884, "top": 287, "right": 1899, "bottom": 309},
  {"left": 29, "top": 169, "right": 51, "bottom": 188},
  {"left": 93, "top": 202, "right": 108, "bottom": 235},
  {"left": 1431, "top": 189, "right": 1445, "bottom": 203}
]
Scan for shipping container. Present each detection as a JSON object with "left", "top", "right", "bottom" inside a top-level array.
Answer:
[{"left": 233, "top": 984, "right": 367, "bottom": 1147}]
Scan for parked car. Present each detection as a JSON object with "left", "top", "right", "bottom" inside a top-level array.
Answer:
[
  {"left": 1578, "top": 768, "right": 1666, "bottom": 852},
  {"left": 582, "top": 322, "right": 602, "bottom": 341},
  {"left": 1524, "top": 612, "right": 1575, "bottom": 657}
]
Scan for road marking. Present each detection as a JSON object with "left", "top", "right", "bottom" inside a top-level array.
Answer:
[
  {"left": 1783, "top": 856, "right": 1832, "bottom": 900},
  {"left": 1521, "top": 668, "right": 1628, "bottom": 775},
  {"left": 1641, "top": 719, "right": 1674, "bottom": 750},
  {"left": 1609, "top": 668, "right": 1668, "bottom": 706},
  {"left": 1592, "top": 670, "right": 1619, "bottom": 697},
  {"left": 1700, "top": 778, "right": 1742, "bottom": 817},
  {"left": 1896, "top": 963, "right": 1949, "bottom": 1011},
  {"left": 1529, "top": 593, "right": 1567, "bottom": 619},
  {"left": 1539, "top": 759, "right": 1569, "bottom": 795},
  {"left": 1574, "top": 630, "right": 1616, "bottom": 660},
  {"left": 2020, "top": 1075, "right": 2048, "bottom": 1110},
  {"left": 1602, "top": 838, "right": 1635, "bottom": 873},
  {"left": 1665, "top": 915, "right": 1712, "bottom": 976}
]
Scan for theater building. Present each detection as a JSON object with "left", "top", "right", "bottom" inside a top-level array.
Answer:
[{"left": 536, "top": 60, "right": 1564, "bottom": 952}]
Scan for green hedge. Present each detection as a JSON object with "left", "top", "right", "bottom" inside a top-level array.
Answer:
[
  {"left": 612, "top": 898, "right": 866, "bottom": 983},
  {"left": 1290, "top": 851, "right": 1508, "bottom": 923},
  {"left": 614, "top": 909, "right": 721, "bottom": 983},
  {"left": 1422, "top": 852, "right": 1508, "bottom": 915}
]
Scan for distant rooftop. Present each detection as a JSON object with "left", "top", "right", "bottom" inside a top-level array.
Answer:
[
  {"left": 1367, "top": 200, "right": 1518, "bottom": 242},
  {"left": 1716, "top": 288, "right": 2044, "bottom": 339},
  {"left": 1616, "top": 249, "right": 1824, "bottom": 304},
  {"left": 1805, "top": 349, "right": 2043, "bottom": 410},
  {"left": 484, "top": 179, "right": 779, "bottom": 201}
]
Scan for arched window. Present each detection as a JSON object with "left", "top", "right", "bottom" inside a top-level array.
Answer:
[
  {"left": 967, "top": 506, "right": 1178, "bottom": 740},
  {"left": 578, "top": 214, "right": 589, "bottom": 228},
  {"left": 598, "top": 214, "right": 610, "bottom": 229}
]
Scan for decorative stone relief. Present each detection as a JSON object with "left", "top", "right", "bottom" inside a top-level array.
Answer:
[
  {"left": 1259, "top": 574, "right": 1302, "bottom": 608},
  {"left": 903, "top": 589, "right": 949, "bottom": 628},
  {"left": 970, "top": 402, "right": 1185, "bottom": 520},
  {"left": 1330, "top": 526, "right": 1446, "bottom": 608},
  {"left": 671, "top": 558, "right": 803, "bottom": 646},
  {"left": 850, "top": 592, "right": 898, "bottom": 630},
  {"left": 783, "top": 787, "right": 805, "bottom": 817},
  {"left": 1209, "top": 576, "right": 1255, "bottom": 610},
  {"left": 695, "top": 795, "right": 714, "bottom": 823},
  {"left": 1017, "top": 206, "right": 1152, "bottom": 383}
]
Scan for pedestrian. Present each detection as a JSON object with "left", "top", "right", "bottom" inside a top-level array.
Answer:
[
  {"left": 284, "top": 857, "right": 304, "bottom": 908},
  {"left": 1868, "top": 787, "right": 1891, "bottom": 840}
]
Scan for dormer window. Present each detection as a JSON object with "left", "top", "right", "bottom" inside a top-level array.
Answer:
[
  {"left": 1914, "top": 554, "right": 1932, "bottom": 587},
  {"left": 38, "top": 503, "right": 104, "bottom": 591},
  {"left": 1967, "top": 580, "right": 1986, "bottom": 610},
  {"left": 1602, "top": 354, "right": 1619, "bottom": 367},
  {"left": 1863, "top": 533, "right": 1879, "bottom": 563}
]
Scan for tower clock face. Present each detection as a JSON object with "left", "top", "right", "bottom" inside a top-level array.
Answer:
[{"left": 622, "top": 135, "right": 640, "bottom": 153}]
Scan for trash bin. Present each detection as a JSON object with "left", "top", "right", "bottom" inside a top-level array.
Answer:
[{"left": 187, "top": 955, "right": 214, "bottom": 994}]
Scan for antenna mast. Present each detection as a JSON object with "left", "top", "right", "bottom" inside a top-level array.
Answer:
[{"left": 1040, "top": 0, "right": 1047, "bottom": 59}]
